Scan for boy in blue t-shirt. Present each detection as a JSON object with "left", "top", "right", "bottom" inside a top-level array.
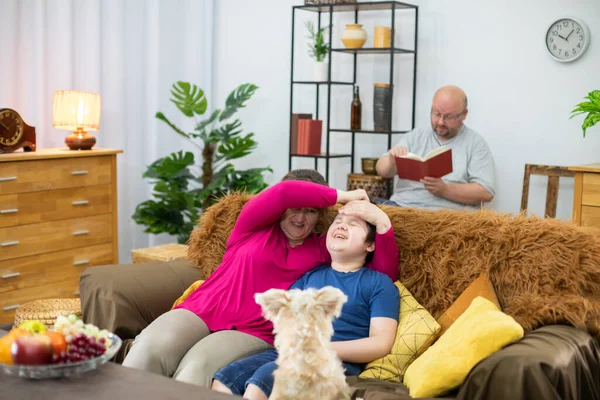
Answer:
[{"left": 212, "top": 201, "right": 400, "bottom": 400}]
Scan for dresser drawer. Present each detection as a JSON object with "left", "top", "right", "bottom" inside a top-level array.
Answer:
[
  {"left": 0, "top": 214, "right": 112, "bottom": 262},
  {"left": 582, "top": 173, "right": 600, "bottom": 207},
  {"left": 0, "top": 243, "right": 113, "bottom": 294},
  {"left": 0, "top": 156, "right": 111, "bottom": 195},
  {"left": 580, "top": 205, "right": 600, "bottom": 229},
  {"left": 0, "top": 278, "right": 80, "bottom": 325},
  {"left": 0, "top": 185, "right": 112, "bottom": 228}
]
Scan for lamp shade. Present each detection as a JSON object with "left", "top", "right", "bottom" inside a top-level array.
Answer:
[{"left": 52, "top": 90, "right": 101, "bottom": 132}]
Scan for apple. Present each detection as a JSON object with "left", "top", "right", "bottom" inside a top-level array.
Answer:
[
  {"left": 18, "top": 320, "right": 47, "bottom": 334},
  {"left": 10, "top": 335, "right": 53, "bottom": 365}
]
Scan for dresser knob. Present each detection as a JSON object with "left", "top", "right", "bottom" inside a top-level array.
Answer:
[
  {"left": 2, "top": 304, "right": 19, "bottom": 311},
  {"left": 73, "top": 259, "right": 90, "bottom": 266},
  {"left": 72, "top": 230, "right": 90, "bottom": 236},
  {"left": 73, "top": 291, "right": 80, "bottom": 296},
  {"left": 1, "top": 240, "right": 19, "bottom": 247},
  {"left": 0, "top": 176, "right": 17, "bottom": 182},
  {"left": 1, "top": 272, "right": 20, "bottom": 279},
  {"left": 71, "top": 200, "right": 89, "bottom": 206},
  {"left": 71, "top": 170, "right": 89, "bottom": 176},
  {"left": 0, "top": 208, "right": 18, "bottom": 214}
]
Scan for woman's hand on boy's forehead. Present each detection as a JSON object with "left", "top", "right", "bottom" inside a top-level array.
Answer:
[{"left": 339, "top": 201, "right": 392, "bottom": 234}]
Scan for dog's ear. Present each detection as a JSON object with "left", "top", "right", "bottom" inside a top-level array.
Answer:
[
  {"left": 255, "top": 289, "right": 289, "bottom": 320},
  {"left": 314, "top": 287, "right": 347, "bottom": 319}
]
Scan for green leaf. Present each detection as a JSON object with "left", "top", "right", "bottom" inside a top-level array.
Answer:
[
  {"left": 195, "top": 109, "right": 221, "bottom": 132},
  {"left": 170, "top": 81, "right": 208, "bottom": 117},
  {"left": 155, "top": 112, "right": 189, "bottom": 138},
  {"left": 219, "top": 84, "right": 258, "bottom": 121},
  {"left": 582, "top": 113, "right": 600, "bottom": 137},
  {"left": 216, "top": 134, "right": 257, "bottom": 161}
]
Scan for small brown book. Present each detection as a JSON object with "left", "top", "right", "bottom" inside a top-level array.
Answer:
[{"left": 291, "top": 113, "right": 312, "bottom": 154}]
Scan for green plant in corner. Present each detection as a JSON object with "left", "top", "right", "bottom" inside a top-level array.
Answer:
[
  {"left": 132, "top": 82, "right": 272, "bottom": 244},
  {"left": 306, "top": 21, "right": 329, "bottom": 62},
  {"left": 571, "top": 90, "right": 600, "bottom": 137}
]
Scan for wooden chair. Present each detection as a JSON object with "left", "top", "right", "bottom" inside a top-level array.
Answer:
[{"left": 521, "top": 164, "right": 575, "bottom": 218}]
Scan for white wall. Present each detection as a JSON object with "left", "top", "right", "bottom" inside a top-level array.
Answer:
[{"left": 214, "top": 0, "right": 600, "bottom": 220}]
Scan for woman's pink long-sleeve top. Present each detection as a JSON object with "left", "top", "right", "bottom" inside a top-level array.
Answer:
[{"left": 176, "top": 180, "right": 399, "bottom": 345}]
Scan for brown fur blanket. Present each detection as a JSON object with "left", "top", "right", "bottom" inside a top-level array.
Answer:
[{"left": 188, "top": 193, "right": 600, "bottom": 337}]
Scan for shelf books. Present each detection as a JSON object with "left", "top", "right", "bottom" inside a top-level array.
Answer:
[
  {"left": 297, "top": 119, "right": 322, "bottom": 155},
  {"left": 394, "top": 146, "right": 452, "bottom": 181}
]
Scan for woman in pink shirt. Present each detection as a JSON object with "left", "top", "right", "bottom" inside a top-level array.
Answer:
[{"left": 122, "top": 169, "right": 399, "bottom": 387}]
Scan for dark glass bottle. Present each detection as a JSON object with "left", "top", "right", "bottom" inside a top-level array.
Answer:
[{"left": 351, "top": 85, "right": 362, "bottom": 130}]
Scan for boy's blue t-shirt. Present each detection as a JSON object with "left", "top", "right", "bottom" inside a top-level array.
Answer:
[{"left": 289, "top": 266, "right": 399, "bottom": 342}]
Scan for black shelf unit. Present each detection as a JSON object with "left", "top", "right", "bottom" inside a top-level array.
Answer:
[{"left": 288, "top": 1, "right": 418, "bottom": 184}]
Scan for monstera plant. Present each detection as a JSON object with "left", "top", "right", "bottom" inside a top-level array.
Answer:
[
  {"left": 132, "top": 82, "right": 271, "bottom": 243},
  {"left": 571, "top": 90, "right": 600, "bottom": 137}
]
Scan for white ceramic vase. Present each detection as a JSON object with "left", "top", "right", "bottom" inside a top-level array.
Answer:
[{"left": 313, "top": 61, "right": 329, "bottom": 82}]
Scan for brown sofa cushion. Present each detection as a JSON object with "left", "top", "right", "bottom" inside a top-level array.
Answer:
[{"left": 186, "top": 194, "right": 600, "bottom": 338}]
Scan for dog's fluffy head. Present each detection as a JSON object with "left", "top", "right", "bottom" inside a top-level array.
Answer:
[{"left": 255, "top": 287, "right": 347, "bottom": 342}]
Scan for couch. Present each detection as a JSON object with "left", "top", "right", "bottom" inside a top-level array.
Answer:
[{"left": 80, "top": 194, "right": 600, "bottom": 400}]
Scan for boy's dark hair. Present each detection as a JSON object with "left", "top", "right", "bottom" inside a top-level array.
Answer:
[{"left": 365, "top": 222, "right": 376, "bottom": 264}]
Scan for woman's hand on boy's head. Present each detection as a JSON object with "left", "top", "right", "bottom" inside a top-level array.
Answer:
[
  {"left": 336, "top": 189, "right": 369, "bottom": 204},
  {"left": 338, "top": 201, "right": 392, "bottom": 234}
]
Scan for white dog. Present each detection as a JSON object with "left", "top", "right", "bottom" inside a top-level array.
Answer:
[{"left": 255, "top": 287, "right": 350, "bottom": 400}]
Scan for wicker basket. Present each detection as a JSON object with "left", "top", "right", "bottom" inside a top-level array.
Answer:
[
  {"left": 305, "top": 0, "right": 356, "bottom": 4},
  {"left": 14, "top": 299, "right": 82, "bottom": 330},
  {"left": 131, "top": 243, "right": 189, "bottom": 264}
]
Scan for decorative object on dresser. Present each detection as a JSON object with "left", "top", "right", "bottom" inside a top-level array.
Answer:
[
  {"left": 341, "top": 24, "right": 367, "bottom": 49},
  {"left": 0, "top": 108, "right": 36, "bottom": 154},
  {"left": 297, "top": 119, "right": 323, "bottom": 155},
  {"left": 347, "top": 173, "right": 391, "bottom": 200},
  {"left": 0, "top": 148, "right": 121, "bottom": 325},
  {"left": 52, "top": 91, "right": 102, "bottom": 151},
  {"left": 304, "top": 0, "right": 356, "bottom": 5},
  {"left": 361, "top": 157, "right": 378, "bottom": 175},
  {"left": 374, "top": 26, "right": 392, "bottom": 48}
]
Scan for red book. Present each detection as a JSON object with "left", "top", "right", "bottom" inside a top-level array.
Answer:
[
  {"left": 291, "top": 113, "right": 312, "bottom": 154},
  {"left": 394, "top": 147, "right": 453, "bottom": 182},
  {"left": 297, "top": 119, "right": 322, "bottom": 155}
]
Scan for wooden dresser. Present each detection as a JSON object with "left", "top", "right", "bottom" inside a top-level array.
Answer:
[
  {"left": 0, "top": 148, "right": 122, "bottom": 324},
  {"left": 570, "top": 163, "right": 600, "bottom": 229}
]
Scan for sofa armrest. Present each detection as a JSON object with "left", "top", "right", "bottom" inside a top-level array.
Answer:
[
  {"left": 458, "top": 325, "right": 600, "bottom": 400},
  {"left": 79, "top": 260, "right": 202, "bottom": 340}
]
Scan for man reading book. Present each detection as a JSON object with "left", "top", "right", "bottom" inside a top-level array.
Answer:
[{"left": 375, "top": 85, "right": 496, "bottom": 211}]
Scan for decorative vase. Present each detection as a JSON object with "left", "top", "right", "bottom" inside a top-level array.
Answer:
[
  {"left": 373, "top": 83, "right": 392, "bottom": 132},
  {"left": 341, "top": 24, "right": 367, "bottom": 49},
  {"left": 313, "top": 61, "right": 329, "bottom": 82},
  {"left": 374, "top": 26, "right": 392, "bottom": 48}
]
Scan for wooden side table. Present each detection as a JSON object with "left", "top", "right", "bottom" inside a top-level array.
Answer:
[
  {"left": 131, "top": 243, "right": 189, "bottom": 264},
  {"left": 569, "top": 164, "right": 600, "bottom": 228},
  {"left": 347, "top": 173, "right": 392, "bottom": 200}
]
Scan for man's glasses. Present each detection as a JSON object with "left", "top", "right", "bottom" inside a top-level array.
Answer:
[{"left": 430, "top": 109, "right": 465, "bottom": 122}]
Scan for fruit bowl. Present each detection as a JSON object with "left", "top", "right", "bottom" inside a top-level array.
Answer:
[{"left": 0, "top": 333, "right": 121, "bottom": 379}]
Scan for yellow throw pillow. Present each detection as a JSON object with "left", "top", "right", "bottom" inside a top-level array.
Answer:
[
  {"left": 359, "top": 281, "right": 441, "bottom": 382},
  {"left": 403, "top": 296, "right": 524, "bottom": 398},
  {"left": 171, "top": 280, "right": 205, "bottom": 309}
]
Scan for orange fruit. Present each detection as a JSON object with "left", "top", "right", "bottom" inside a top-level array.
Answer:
[
  {"left": 7, "top": 328, "right": 30, "bottom": 339},
  {"left": 44, "top": 331, "right": 67, "bottom": 356},
  {"left": 0, "top": 336, "right": 14, "bottom": 365}
]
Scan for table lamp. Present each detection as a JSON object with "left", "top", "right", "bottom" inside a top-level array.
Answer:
[{"left": 52, "top": 90, "right": 101, "bottom": 150}]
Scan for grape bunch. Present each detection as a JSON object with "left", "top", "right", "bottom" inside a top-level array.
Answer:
[{"left": 52, "top": 314, "right": 112, "bottom": 364}]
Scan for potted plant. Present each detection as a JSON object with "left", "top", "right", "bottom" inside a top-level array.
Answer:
[
  {"left": 306, "top": 21, "right": 330, "bottom": 81},
  {"left": 132, "top": 81, "right": 272, "bottom": 243},
  {"left": 571, "top": 90, "right": 600, "bottom": 137}
]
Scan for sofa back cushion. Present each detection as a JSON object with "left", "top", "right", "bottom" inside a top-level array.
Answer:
[{"left": 187, "top": 193, "right": 600, "bottom": 337}]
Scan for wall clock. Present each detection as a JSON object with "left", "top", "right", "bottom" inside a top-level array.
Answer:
[
  {"left": 0, "top": 108, "right": 36, "bottom": 153},
  {"left": 546, "top": 17, "right": 590, "bottom": 63}
]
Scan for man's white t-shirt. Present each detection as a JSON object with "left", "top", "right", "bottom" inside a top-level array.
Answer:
[{"left": 387, "top": 125, "right": 496, "bottom": 211}]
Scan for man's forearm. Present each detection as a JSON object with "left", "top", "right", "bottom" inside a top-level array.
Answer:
[
  {"left": 376, "top": 156, "right": 397, "bottom": 178},
  {"left": 443, "top": 182, "right": 493, "bottom": 205},
  {"left": 330, "top": 337, "right": 392, "bottom": 364}
]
